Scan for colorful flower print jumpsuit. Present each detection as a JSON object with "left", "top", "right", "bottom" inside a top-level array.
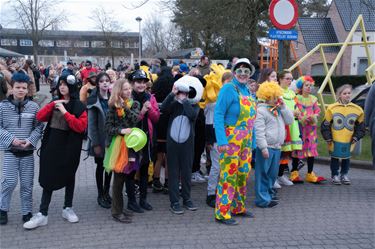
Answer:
[{"left": 215, "top": 85, "right": 256, "bottom": 220}]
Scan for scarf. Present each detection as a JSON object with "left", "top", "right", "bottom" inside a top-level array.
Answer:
[{"left": 8, "top": 95, "right": 29, "bottom": 127}]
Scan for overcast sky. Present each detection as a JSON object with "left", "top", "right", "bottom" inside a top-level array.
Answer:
[{"left": 0, "top": 0, "right": 171, "bottom": 32}]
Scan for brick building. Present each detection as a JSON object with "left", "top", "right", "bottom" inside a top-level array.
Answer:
[
  {"left": 0, "top": 28, "right": 141, "bottom": 67},
  {"left": 295, "top": 0, "right": 375, "bottom": 76}
]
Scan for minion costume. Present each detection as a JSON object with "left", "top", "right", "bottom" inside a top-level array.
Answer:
[
  {"left": 214, "top": 58, "right": 256, "bottom": 224},
  {"left": 321, "top": 100, "right": 365, "bottom": 177}
]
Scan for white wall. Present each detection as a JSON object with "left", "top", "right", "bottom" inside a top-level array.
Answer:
[{"left": 350, "top": 32, "right": 375, "bottom": 75}]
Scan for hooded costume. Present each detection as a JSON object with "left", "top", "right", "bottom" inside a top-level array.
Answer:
[
  {"left": 161, "top": 76, "right": 201, "bottom": 206},
  {"left": 37, "top": 75, "right": 87, "bottom": 191}
]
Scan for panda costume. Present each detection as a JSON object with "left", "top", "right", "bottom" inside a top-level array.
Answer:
[{"left": 160, "top": 76, "right": 203, "bottom": 213}]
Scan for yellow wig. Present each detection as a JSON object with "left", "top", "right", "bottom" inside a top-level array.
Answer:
[{"left": 256, "top": 81, "right": 283, "bottom": 101}]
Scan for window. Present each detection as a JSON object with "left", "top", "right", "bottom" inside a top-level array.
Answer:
[
  {"left": 111, "top": 41, "right": 122, "bottom": 48},
  {"left": 361, "top": 36, "right": 371, "bottom": 42},
  {"left": 124, "top": 42, "right": 130, "bottom": 48},
  {"left": 357, "top": 58, "right": 368, "bottom": 75},
  {"left": 311, "top": 63, "right": 335, "bottom": 76},
  {"left": 134, "top": 42, "right": 139, "bottom": 48},
  {"left": 56, "top": 40, "right": 72, "bottom": 47},
  {"left": 91, "top": 41, "right": 106, "bottom": 48},
  {"left": 39, "top": 40, "right": 54, "bottom": 47},
  {"left": 1, "top": 39, "right": 17, "bottom": 46},
  {"left": 73, "top": 41, "right": 90, "bottom": 48},
  {"left": 20, "top": 39, "right": 33, "bottom": 46}
]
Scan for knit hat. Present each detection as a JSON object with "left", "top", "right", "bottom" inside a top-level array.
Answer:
[
  {"left": 11, "top": 71, "right": 31, "bottom": 84},
  {"left": 179, "top": 63, "right": 189, "bottom": 74}
]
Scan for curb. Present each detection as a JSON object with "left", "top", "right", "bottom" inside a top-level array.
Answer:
[{"left": 316, "top": 157, "right": 374, "bottom": 170}]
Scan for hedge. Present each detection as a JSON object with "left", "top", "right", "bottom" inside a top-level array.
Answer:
[{"left": 311, "top": 75, "right": 367, "bottom": 90}]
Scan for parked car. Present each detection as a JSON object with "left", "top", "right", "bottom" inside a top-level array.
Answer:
[{"left": 351, "top": 82, "right": 373, "bottom": 110}]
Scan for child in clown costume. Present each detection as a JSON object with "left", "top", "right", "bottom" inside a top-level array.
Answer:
[
  {"left": 254, "top": 81, "right": 294, "bottom": 208},
  {"left": 214, "top": 58, "right": 256, "bottom": 225},
  {"left": 321, "top": 84, "right": 365, "bottom": 185},
  {"left": 290, "top": 76, "right": 325, "bottom": 183},
  {"left": 276, "top": 71, "right": 302, "bottom": 187}
]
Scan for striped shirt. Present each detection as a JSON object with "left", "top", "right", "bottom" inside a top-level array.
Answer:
[{"left": 0, "top": 99, "right": 44, "bottom": 150}]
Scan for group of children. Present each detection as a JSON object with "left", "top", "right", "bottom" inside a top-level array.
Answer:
[{"left": 0, "top": 60, "right": 367, "bottom": 228}]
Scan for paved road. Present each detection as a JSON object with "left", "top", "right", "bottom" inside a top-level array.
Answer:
[{"left": 0, "top": 85, "right": 374, "bottom": 249}]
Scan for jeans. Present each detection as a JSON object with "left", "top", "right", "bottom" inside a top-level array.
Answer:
[
  {"left": 254, "top": 147, "right": 281, "bottom": 207},
  {"left": 207, "top": 144, "right": 220, "bottom": 196},
  {"left": 330, "top": 158, "right": 350, "bottom": 177}
]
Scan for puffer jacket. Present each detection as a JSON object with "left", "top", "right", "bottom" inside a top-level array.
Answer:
[{"left": 255, "top": 103, "right": 294, "bottom": 150}]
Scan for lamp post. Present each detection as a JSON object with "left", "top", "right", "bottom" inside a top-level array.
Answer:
[{"left": 135, "top": 16, "right": 142, "bottom": 63}]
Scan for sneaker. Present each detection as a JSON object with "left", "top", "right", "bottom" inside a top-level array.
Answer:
[
  {"left": 273, "top": 181, "right": 282, "bottom": 189},
  {"left": 112, "top": 213, "right": 132, "bottom": 223},
  {"left": 278, "top": 175, "right": 294, "bottom": 186},
  {"left": 23, "top": 212, "right": 48, "bottom": 229},
  {"left": 128, "top": 201, "right": 144, "bottom": 213},
  {"left": 233, "top": 210, "right": 255, "bottom": 218},
  {"left": 0, "top": 210, "right": 8, "bottom": 225},
  {"left": 215, "top": 218, "right": 238, "bottom": 226},
  {"left": 191, "top": 172, "right": 206, "bottom": 183},
  {"left": 97, "top": 195, "right": 111, "bottom": 209},
  {"left": 170, "top": 202, "right": 184, "bottom": 215},
  {"left": 305, "top": 172, "right": 326, "bottom": 184},
  {"left": 267, "top": 200, "right": 279, "bottom": 208},
  {"left": 332, "top": 175, "right": 341, "bottom": 185},
  {"left": 183, "top": 200, "right": 198, "bottom": 211},
  {"left": 62, "top": 207, "right": 79, "bottom": 223},
  {"left": 341, "top": 175, "right": 351, "bottom": 185},
  {"left": 103, "top": 192, "right": 112, "bottom": 204},
  {"left": 152, "top": 178, "right": 163, "bottom": 192},
  {"left": 290, "top": 171, "right": 304, "bottom": 184},
  {"left": 272, "top": 196, "right": 279, "bottom": 202},
  {"left": 139, "top": 199, "right": 153, "bottom": 211},
  {"left": 22, "top": 212, "right": 33, "bottom": 222},
  {"left": 206, "top": 195, "right": 216, "bottom": 208}
]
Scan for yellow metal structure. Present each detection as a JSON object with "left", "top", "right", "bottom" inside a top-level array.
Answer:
[{"left": 287, "top": 15, "right": 375, "bottom": 115}]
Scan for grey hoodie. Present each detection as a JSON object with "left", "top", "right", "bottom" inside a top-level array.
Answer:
[{"left": 255, "top": 103, "right": 294, "bottom": 150}]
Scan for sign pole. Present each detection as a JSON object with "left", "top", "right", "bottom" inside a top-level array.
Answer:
[
  {"left": 269, "top": 0, "right": 299, "bottom": 71},
  {"left": 278, "top": 41, "right": 283, "bottom": 71}
]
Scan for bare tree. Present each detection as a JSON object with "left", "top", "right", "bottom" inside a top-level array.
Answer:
[
  {"left": 142, "top": 15, "right": 181, "bottom": 57},
  {"left": 9, "top": 0, "right": 66, "bottom": 64},
  {"left": 122, "top": 0, "right": 151, "bottom": 10},
  {"left": 90, "top": 6, "right": 124, "bottom": 67}
]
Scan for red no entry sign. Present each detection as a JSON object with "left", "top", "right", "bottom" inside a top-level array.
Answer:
[{"left": 269, "top": 0, "right": 298, "bottom": 30}]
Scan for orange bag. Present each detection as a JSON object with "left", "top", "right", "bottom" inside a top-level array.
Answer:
[{"left": 113, "top": 138, "right": 129, "bottom": 173}]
